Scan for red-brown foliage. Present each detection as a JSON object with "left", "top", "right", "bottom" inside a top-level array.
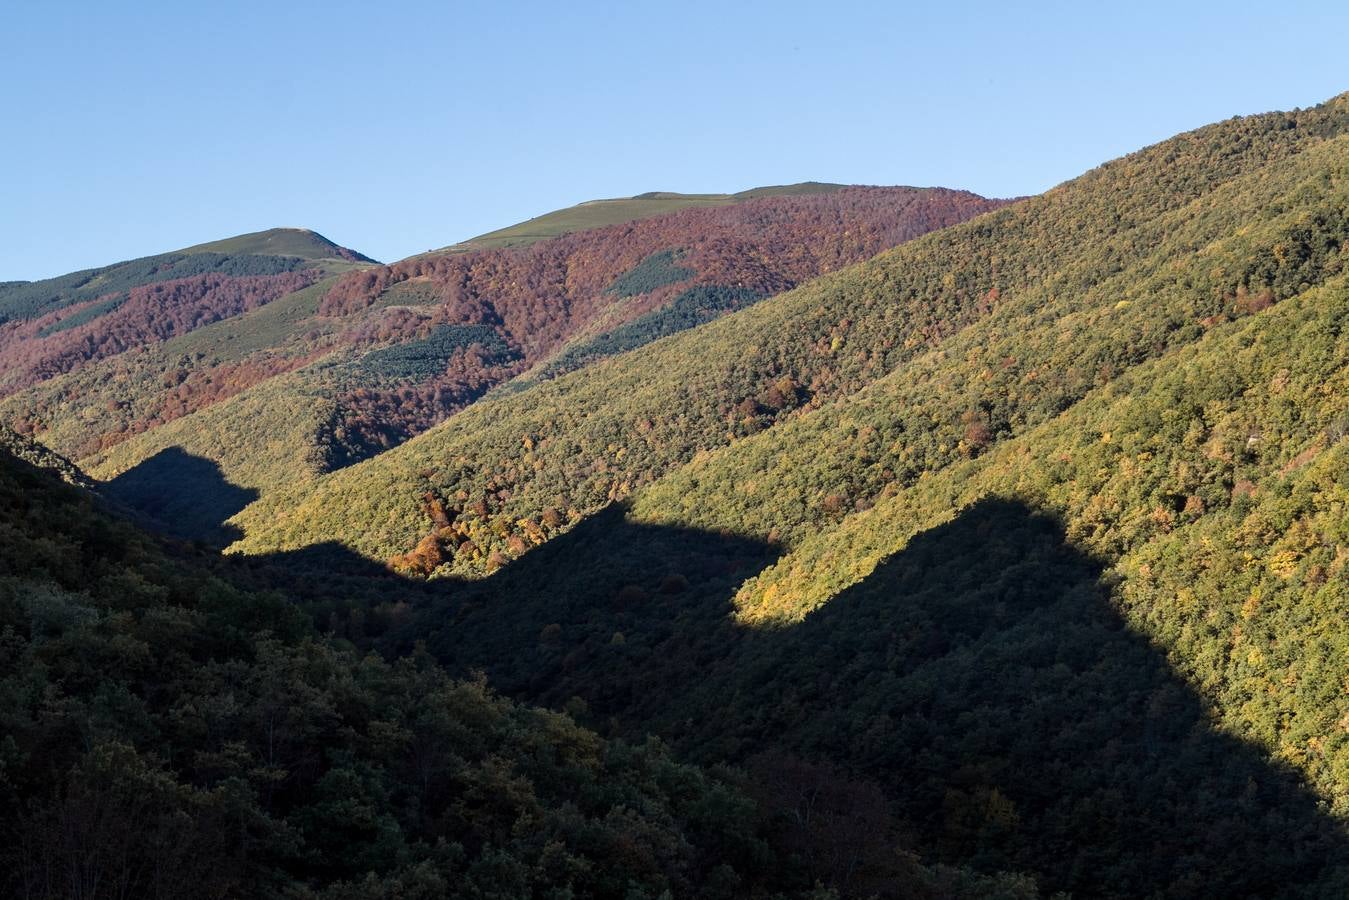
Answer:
[
  {"left": 12, "top": 347, "right": 328, "bottom": 460},
  {"left": 0, "top": 270, "right": 319, "bottom": 396},
  {"left": 321, "top": 189, "right": 1007, "bottom": 337},
  {"left": 327, "top": 344, "right": 520, "bottom": 464},
  {"left": 318, "top": 188, "right": 1008, "bottom": 458}
]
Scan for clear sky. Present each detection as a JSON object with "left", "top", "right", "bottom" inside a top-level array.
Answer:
[{"left": 3, "top": 1, "right": 1347, "bottom": 279}]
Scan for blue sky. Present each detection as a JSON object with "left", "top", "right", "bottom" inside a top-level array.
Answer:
[{"left": 3, "top": 1, "right": 1347, "bottom": 279}]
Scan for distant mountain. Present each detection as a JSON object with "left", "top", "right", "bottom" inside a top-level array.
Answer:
[
  {"left": 0, "top": 228, "right": 374, "bottom": 403},
  {"left": 175, "top": 226, "right": 378, "bottom": 262},
  {"left": 0, "top": 227, "right": 372, "bottom": 324}
]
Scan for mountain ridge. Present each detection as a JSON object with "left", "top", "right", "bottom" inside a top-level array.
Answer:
[{"left": 433, "top": 181, "right": 857, "bottom": 254}]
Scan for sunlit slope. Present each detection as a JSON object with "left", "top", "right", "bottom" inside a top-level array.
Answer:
[
  {"left": 84, "top": 188, "right": 1002, "bottom": 520},
  {"left": 366, "top": 144, "right": 1349, "bottom": 899},
  {"left": 645, "top": 272, "right": 1349, "bottom": 896},
  {"left": 84, "top": 365, "right": 345, "bottom": 491},
  {"left": 0, "top": 226, "right": 368, "bottom": 326},
  {"left": 718, "top": 271, "right": 1349, "bottom": 630},
  {"left": 631, "top": 129, "right": 1349, "bottom": 547},
  {"left": 229, "top": 95, "right": 1349, "bottom": 569}
]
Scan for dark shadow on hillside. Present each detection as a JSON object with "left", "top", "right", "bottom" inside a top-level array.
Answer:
[
  {"left": 379, "top": 505, "right": 783, "bottom": 719},
  {"left": 224, "top": 539, "right": 444, "bottom": 630},
  {"left": 218, "top": 497, "right": 1349, "bottom": 896},
  {"left": 102, "top": 447, "right": 257, "bottom": 546},
  {"left": 691, "top": 499, "right": 1349, "bottom": 897},
  {"left": 77, "top": 448, "right": 1349, "bottom": 893},
  {"left": 337, "top": 497, "right": 1349, "bottom": 899}
]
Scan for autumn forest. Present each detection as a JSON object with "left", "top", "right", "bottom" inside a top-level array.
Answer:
[{"left": 3, "top": 91, "right": 1349, "bottom": 899}]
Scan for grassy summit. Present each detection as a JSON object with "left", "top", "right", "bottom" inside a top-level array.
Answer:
[
  {"left": 176, "top": 226, "right": 378, "bottom": 262},
  {"left": 438, "top": 182, "right": 849, "bottom": 252}
]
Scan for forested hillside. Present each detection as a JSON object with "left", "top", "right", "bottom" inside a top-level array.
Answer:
[
  {"left": 2, "top": 280, "right": 347, "bottom": 461},
  {"left": 230, "top": 96, "right": 1349, "bottom": 570},
  {"left": 382, "top": 272, "right": 1349, "bottom": 897},
  {"left": 39, "top": 186, "right": 1005, "bottom": 539},
  {"left": 312, "top": 186, "right": 1002, "bottom": 461},
  {"left": 7, "top": 90, "right": 1349, "bottom": 898},
  {"left": 0, "top": 228, "right": 371, "bottom": 407},
  {"left": 0, "top": 441, "right": 1039, "bottom": 899},
  {"left": 211, "top": 94, "right": 1349, "bottom": 896}
]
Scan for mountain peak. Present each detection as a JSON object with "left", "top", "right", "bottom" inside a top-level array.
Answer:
[{"left": 176, "top": 227, "right": 377, "bottom": 263}]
